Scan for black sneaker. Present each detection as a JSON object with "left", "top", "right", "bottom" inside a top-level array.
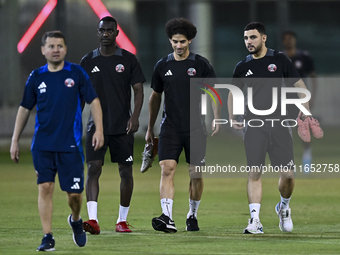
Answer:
[
  {"left": 186, "top": 215, "right": 200, "bottom": 231},
  {"left": 68, "top": 215, "right": 87, "bottom": 247},
  {"left": 152, "top": 213, "right": 177, "bottom": 233},
  {"left": 36, "top": 233, "right": 55, "bottom": 251}
]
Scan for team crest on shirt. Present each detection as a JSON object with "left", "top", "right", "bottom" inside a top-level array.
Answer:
[
  {"left": 116, "top": 64, "right": 125, "bottom": 73},
  {"left": 267, "top": 64, "right": 277, "bottom": 72},
  {"left": 64, "top": 78, "right": 75, "bottom": 87},
  {"left": 294, "top": 60, "right": 302, "bottom": 69},
  {"left": 187, "top": 68, "right": 196, "bottom": 76}
]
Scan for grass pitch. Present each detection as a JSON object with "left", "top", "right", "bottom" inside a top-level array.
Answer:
[{"left": 0, "top": 129, "right": 339, "bottom": 254}]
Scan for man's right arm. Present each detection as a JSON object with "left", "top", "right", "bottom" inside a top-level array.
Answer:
[
  {"left": 210, "top": 88, "right": 221, "bottom": 136},
  {"left": 293, "top": 78, "right": 311, "bottom": 119},
  {"left": 229, "top": 64, "right": 245, "bottom": 130},
  {"left": 89, "top": 98, "right": 104, "bottom": 151},
  {"left": 10, "top": 106, "right": 31, "bottom": 163},
  {"left": 145, "top": 91, "right": 162, "bottom": 145},
  {"left": 228, "top": 92, "right": 244, "bottom": 130},
  {"left": 80, "top": 57, "right": 88, "bottom": 110}
]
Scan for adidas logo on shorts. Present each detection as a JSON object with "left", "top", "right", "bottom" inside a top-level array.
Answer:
[
  {"left": 71, "top": 183, "right": 80, "bottom": 190},
  {"left": 126, "top": 156, "right": 133, "bottom": 162}
]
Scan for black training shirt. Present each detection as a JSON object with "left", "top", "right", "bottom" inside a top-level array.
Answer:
[
  {"left": 81, "top": 47, "right": 146, "bottom": 135},
  {"left": 232, "top": 49, "right": 300, "bottom": 120},
  {"left": 152, "top": 52, "right": 215, "bottom": 133},
  {"left": 289, "top": 49, "right": 315, "bottom": 78}
]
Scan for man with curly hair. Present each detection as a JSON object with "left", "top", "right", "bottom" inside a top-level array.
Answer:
[{"left": 145, "top": 18, "right": 220, "bottom": 233}]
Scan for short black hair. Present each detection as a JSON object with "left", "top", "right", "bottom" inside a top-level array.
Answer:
[
  {"left": 165, "top": 18, "right": 197, "bottom": 40},
  {"left": 99, "top": 16, "right": 117, "bottom": 29},
  {"left": 244, "top": 22, "right": 266, "bottom": 35},
  {"left": 282, "top": 30, "right": 297, "bottom": 40},
  {"left": 42, "top": 31, "right": 66, "bottom": 46}
]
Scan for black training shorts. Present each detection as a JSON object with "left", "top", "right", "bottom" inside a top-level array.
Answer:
[
  {"left": 158, "top": 128, "right": 206, "bottom": 166},
  {"left": 243, "top": 120, "right": 295, "bottom": 169},
  {"left": 86, "top": 125, "right": 134, "bottom": 165}
]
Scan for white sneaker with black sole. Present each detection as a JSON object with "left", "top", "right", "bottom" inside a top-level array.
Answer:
[
  {"left": 275, "top": 202, "right": 293, "bottom": 232},
  {"left": 152, "top": 213, "right": 177, "bottom": 233},
  {"left": 243, "top": 218, "right": 264, "bottom": 234}
]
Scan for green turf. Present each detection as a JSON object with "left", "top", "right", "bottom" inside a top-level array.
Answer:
[{"left": 0, "top": 128, "right": 340, "bottom": 254}]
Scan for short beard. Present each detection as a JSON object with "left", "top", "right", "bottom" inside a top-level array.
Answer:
[
  {"left": 249, "top": 48, "right": 259, "bottom": 55},
  {"left": 248, "top": 44, "right": 262, "bottom": 55}
]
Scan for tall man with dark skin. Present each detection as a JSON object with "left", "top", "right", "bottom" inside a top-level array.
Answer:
[{"left": 80, "top": 16, "right": 145, "bottom": 233}]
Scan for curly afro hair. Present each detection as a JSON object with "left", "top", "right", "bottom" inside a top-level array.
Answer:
[{"left": 165, "top": 18, "right": 197, "bottom": 40}]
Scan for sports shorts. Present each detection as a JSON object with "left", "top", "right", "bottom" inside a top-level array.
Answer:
[
  {"left": 32, "top": 150, "right": 84, "bottom": 193},
  {"left": 86, "top": 125, "right": 134, "bottom": 165},
  {"left": 243, "top": 120, "right": 295, "bottom": 169},
  {"left": 158, "top": 128, "right": 206, "bottom": 166}
]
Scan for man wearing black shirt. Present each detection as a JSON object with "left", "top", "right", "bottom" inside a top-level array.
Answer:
[
  {"left": 80, "top": 16, "right": 145, "bottom": 233},
  {"left": 146, "top": 18, "right": 220, "bottom": 233},
  {"left": 229, "top": 22, "right": 311, "bottom": 234},
  {"left": 282, "top": 31, "right": 317, "bottom": 170}
]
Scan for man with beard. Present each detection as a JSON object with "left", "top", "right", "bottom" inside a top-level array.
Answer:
[{"left": 229, "top": 22, "right": 313, "bottom": 234}]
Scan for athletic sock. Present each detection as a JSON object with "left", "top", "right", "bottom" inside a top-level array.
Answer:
[
  {"left": 249, "top": 203, "right": 261, "bottom": 219},
  {"left": 187, "top": 199, "right": 201, "bottom": 219},
  {"left": 117, "top": 205, "right": 130, "bottom": 224},
  {"left": 161, "top": 198, "right": 173, "bottom": 220},
  {"left": 303, "top": 147, "right": 312, "bottom": 158},
  {"left": 87, "top": 201, "right": 98, "bottom": 221},
  {"left": 280, "top": 195, "right": 291, "bottom": 209},
  {"left": 71, "top": 215, "right": 81, "bottom": 222}
]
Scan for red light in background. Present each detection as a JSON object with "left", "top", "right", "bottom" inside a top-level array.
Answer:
[
  {"left": 17, "top": 0, "right": 137, "bottom": 55},
  {"left": 86, "top": 0, "right": 111, "bottom": 18},
  {"left": 86, "top": 0, "right": 137, "bottom": 54},
  {"left": 17, "top": 0, "right": 57, "bottom": 53}
]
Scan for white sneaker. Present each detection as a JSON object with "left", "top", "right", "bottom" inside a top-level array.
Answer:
[
  {"left": 140, "top": 137, "right": 159, "bottom": 173},
  {"left": 275, "top": 202, "right": 293, "bottom": 232},
  {"left": 243, "top": 218, "right": 264, "bottom": 234},
  {"left": 140, "top": 143, "right": 154, "bottom": 173}
]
